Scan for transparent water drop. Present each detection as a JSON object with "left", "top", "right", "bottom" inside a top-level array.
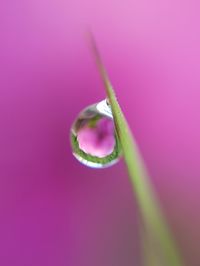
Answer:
[{"left": 70, "top": 99, "right": 121, "bottom": 168}]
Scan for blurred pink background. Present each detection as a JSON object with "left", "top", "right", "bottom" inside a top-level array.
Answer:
[{"left": 0, "top": 0, "right": 200, "bottom": 265}]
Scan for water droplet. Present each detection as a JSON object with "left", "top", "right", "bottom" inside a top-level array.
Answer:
[{"left": 70, "top": 99, "right": 121, "bottom": 168}]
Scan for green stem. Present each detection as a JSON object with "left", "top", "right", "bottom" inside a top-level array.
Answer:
[{"left": 88, "top": 33, "right": 184, "bottom": 266}]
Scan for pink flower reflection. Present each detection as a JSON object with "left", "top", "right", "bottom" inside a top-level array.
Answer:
[{"left": 77, "top": 117, "right": 116, "bottom": 158}]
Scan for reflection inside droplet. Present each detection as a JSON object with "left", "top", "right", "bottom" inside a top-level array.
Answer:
[{"left": 70, "top": 99, "right": 121, "bottom": 168}]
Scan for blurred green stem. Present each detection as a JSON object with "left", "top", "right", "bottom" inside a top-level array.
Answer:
[{"left": 88, "top": 33, "right": 184, "bottom": 266}]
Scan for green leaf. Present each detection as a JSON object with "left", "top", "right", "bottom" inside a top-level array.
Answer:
[{"left": 88, "top": 33, "right": 184, "bottom": 266}]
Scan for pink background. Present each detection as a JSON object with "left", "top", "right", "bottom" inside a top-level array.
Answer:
[{"left": 0, "top": 0, "right": 200, "bottom": 265}]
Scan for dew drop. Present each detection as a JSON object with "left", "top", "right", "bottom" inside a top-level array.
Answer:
[{"left": 70, "top": 99, "right": 121, "bottom": 168}]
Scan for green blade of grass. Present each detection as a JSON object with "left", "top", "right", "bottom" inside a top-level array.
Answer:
[{"left": 88, "top": 33, "right": 183, "bottom": 266}]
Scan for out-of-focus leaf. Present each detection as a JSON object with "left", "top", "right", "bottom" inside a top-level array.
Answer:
[{"left": 88, "top": 33, "right": 183, "bottom": 266}]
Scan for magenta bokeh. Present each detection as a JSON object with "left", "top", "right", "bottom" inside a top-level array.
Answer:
[{"left": 0, "top": 0, "right": 200, "bottom": 265}]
